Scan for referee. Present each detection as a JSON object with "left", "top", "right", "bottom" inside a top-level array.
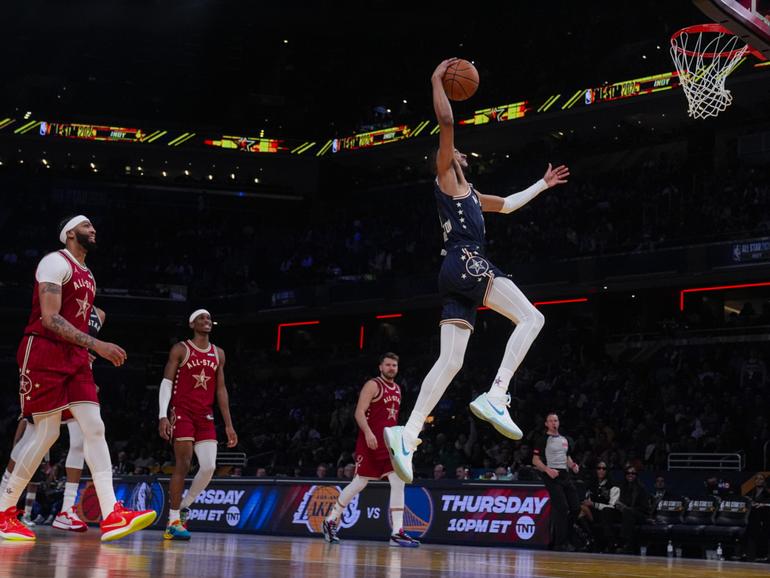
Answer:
[{"left": 532, "top": 412, "right": 580, "bottom": 551}]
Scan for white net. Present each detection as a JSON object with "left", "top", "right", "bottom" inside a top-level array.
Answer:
[{"left": 670, "top": 27, "right": 749, "bottom": 119}]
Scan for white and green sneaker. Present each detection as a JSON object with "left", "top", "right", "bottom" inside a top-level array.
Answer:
[
  {"left": 469, "top": 393, "right": 523, "bottom": 440},
  {"left": 383, "top": 426, "right": 416, "bottom": 483}
]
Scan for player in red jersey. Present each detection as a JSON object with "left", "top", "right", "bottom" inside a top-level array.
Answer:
[
  {"left": 0, "top": 216, "right": 156, "bottom": 541},
  {"left": 0, "top": 306, "right": 105, "bottom": 532},
  {"left": 158, "top": 309, "right": 238, "bottom": 540},
  {"left": 322, "top": 353, "right": 419, "bottom": 547}
]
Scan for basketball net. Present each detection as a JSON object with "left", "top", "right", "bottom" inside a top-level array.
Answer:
[{"left": 670, "top": 24, "right": 751, "bottom": 119}]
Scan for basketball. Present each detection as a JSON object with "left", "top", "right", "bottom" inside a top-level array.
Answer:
[{"left": 442, "top": 59, "right": 479, "bottom": 101}]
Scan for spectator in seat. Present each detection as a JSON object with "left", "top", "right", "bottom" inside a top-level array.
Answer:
[
  {"left": 614, "top": 467, "right": 650, "bottom": 554},
  {"left": 580, "top": 461, "right": 619, "bottom": 552},
  {"left": 745, "top": 473, "right": 770, "bottom": 561}
]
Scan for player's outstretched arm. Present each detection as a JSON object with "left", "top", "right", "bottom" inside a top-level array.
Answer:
[
  {"left": 215, "top": 348, "right": 238, "bottom": 448},
  {"left": 354, "top": 380, "right": 381, "bottom": 451},
  {"left": 432, "top": 58, "right": 459, "bottom": 178},
  {"left": 477, "top": 163, "right": 570, "bottom": 213}
]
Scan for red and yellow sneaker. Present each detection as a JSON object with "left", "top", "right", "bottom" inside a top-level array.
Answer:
[
  {"left": 0, "top": 507, "right": 36, "bottom": 541},
  {"left": 100, "top": 502, "right": 157, "bottom": 542}
]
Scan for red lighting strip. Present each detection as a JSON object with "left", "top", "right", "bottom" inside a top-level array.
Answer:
[
  {"left": 276, "top": 320, "right": 320, "bottom": 351},
  {"left": 679, "top": 282, "right": 770, "bottom": 311},
  {"left": 359, "top": 325, "right": 365, "bottom": 350},
  {"left": 533, "top": 298, "right": 589, "bottom": 307},
  {"left": 376, "top": 313, "right": 403, "bottom": 319}
]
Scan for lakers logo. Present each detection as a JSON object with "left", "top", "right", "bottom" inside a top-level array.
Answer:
[{"left": 292, "top": 485, "right": 361, "bottom": 533}]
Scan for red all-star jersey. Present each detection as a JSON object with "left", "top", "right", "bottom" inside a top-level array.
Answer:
[
  {"left": 171, "top": 340, "right": 219, "bottom": 415},
  {"left": 356, "top": 377, "right": 401, "bottom": 458},
  {"left": 24, "top": 250, "right": 95, "bottom": 343}
]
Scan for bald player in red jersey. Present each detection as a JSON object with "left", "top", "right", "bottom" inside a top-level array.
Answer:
[
  {"left": 0, "top": 215, "right": 156, "bottom": 542},
  {"left": 322, "top": 353, "right": 419, "bottom": 547},
  {"left": 159, "top": 309, "right": 237, "bottom": 540}
]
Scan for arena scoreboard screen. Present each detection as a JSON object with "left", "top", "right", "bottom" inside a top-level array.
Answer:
[{"left": 332, "top": 125, "right": 411, "bottom": 152}]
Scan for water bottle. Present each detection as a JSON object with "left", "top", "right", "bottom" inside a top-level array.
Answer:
[
  {"left": 667, "top": 540, "right": 674, "bottom": 558},
  {"left": 716, "top": 542, "right": 723, "bottom": 560}
]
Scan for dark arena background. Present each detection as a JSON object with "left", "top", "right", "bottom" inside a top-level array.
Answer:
[{"left": 1, "top": 1, "right": 770, "bottom": 576}]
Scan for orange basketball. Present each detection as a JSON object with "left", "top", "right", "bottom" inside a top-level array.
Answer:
[{"left": 442, "top": 59, "right": 479, "bottom": 101}]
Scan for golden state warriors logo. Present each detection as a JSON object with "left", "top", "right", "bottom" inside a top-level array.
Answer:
[
  {"left": 292, "top": 485, "right": 361, "bottom": 533},
  {"left": 401, "top": 487, "right": 433, "bottom": 538}
]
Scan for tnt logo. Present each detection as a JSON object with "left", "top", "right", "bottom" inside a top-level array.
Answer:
[
  {"left": 226, "top": 506, "right": 241, "bottom": 527},
  {"left": 515, "top": 515, "right": 536, "bottom": 540}
]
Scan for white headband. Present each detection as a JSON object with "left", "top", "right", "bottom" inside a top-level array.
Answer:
[
  {"left": 189, "top": 309, "right": 211, "bottom": 324},
  {"left": 59, "top": 215, "right": 90, "bottom": 244}
]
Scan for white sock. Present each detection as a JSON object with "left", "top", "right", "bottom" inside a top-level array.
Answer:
[
  {"left": 169, "top": 509, "right": 180, "bottom": 523},
  {"left": 179, "top": 441, "right": 217, "bottom": 510},
  {"left": 69, "top": 405, "right": 116, "bottom": 517},
  {"left": 485, "top": 277, "right": 544, "bottom": 398},
  {"left": 61, "top": 482, "right": 79, "bottom": 512},
  {"left": 388, "top": 472, "right": 405, "bottom": 532},
  {"left": 403, "top": 323, "right": 471, "bottom": 445},
  {"left": 0, "top": 414, "right": 60, "bottom": 511},
  {"left": 325, "top": 476, "right": 368, "bottom": 523},
  {"left": 0, "top": 469, "right": 10, "bottom": 496}
]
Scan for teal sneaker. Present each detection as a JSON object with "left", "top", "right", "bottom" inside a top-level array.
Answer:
[
  {"left": 469, "top": 393, "right": 523, "bottom": 440},
  {"left": 383, "top": 426, "right": 415, "bottom": 483},
  {"left": 163, "top": 519, "right": 191, "bottom": 541}
]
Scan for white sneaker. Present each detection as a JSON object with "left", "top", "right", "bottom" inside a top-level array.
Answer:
[
  {"left": 19, "top": 515, "right": 35, "bottom": 528},
  {"left": 52, "top": 507, "right": 88, "bottom": 532},
  {"left": 469, "top": 392, "right": 523, "bottom": 440},
  {"left": 383, "top": 426, "right": 417, "bottom": 483}
]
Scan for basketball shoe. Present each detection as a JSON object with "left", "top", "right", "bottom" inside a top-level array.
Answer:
[
  {"left": 469, "top": 392, "right": 523, "bottom": 440},
  {"left": 390, "top": 529, "right": 420, "bottom": 548},
  {"left": 163, "top": 519, "right": 191, "bottom": 541},
  {"left": 53, "top": 506, "right": 88, "bottom": 532},
  {"left": 100, "top": 502, "right": 157, "bottom": 542},
  {"left": 0, "top": 507, "right": 36, "bottom": 541},
  {"left": 321, "top": 519, "right": 339, "bottom": 543},
  {"left": 383, "top": 426, "right": 420, "bottom": 483}
]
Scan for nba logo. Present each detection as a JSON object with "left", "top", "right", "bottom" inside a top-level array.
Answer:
[{"left": 515, "top": 515, "right": 536, "bottom": 540}]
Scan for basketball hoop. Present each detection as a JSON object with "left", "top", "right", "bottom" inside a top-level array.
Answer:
[{"left": 670, "top": 23, "right": 759, "bottom": 119}]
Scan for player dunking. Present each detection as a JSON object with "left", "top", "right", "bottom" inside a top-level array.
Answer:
[
  {"left": 384, "top": 59, "right": 570, "bottom": 482},
  {"left": 159, "top": 309, "right": 237, "bottom": 540},
  {"left": 0, "top": 306, "right": 106, "bottom": 532},
  {"left": 0, "top": 216, "right": 156, "bottom": 541},
  {"left": 322, "top": 353, "right": 418, "bottom": 547}
]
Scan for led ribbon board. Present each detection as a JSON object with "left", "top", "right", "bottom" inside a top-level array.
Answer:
[
  {"left": 332, "top": 125, "right": 411, "bottom": 152},
  {"left": 204, "top": 135, "right": 284, "bottom": 153},
  {"left": 459, "top": 101, "right": 529, "bottom": 126},
  {"left": 40, "top": 122, "right": 144, "bottom": 142},
  {"left": 583, "top": 72, "right": 680, "bottom": 106}
]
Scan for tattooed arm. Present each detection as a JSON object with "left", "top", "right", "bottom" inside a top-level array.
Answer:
[{"left": 39, "top": 282, "right": 127, "bottom": 366}]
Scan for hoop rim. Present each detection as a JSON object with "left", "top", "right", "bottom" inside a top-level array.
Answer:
[{"left": 671, "top": 23, "right": 763, "bottom": 59}]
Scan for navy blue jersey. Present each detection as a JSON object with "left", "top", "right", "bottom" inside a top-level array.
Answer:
[
  {"left": 88, "top": 308, "right": 103, "bottom": 337},
  {"left": 434, "top": 180, "right": 486, "bottom": 252}
]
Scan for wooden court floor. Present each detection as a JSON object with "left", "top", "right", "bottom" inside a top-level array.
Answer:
[{"left": 2, "top": 528, "right": 769, "bottom": 578}]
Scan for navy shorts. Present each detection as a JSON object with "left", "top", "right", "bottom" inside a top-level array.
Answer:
[{"left": 438, "top": 246, "right": 505, "bottom": 331}]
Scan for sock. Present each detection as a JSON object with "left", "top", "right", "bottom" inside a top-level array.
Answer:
[
  {"left": 24, "top": 486, "right": 37, "bottom": 517},
  {"left": 61, "top": 482, "right": 79, "bottom": 512},
  {"left": 489, "top": 369, "right": 513, "bottom": 399},
  {"left": 388, "top": 472, "right": 405, "bottom": 532},
  {"left": 403, "top": 323, "right": 471, "bottom": 445},
  {"left": 0, "top": 469, "right": 10, "bottom": 497},
  {"left": 169, "top": 509, "right": 180, "bottom": 523},
  {"left": 179, "top": 441, "right": 217, "bottom": 510},
  {"left": 485, "top": 277, "right": 545, "bottom": 397},
  {"left": 325, "top": 476, "right": 368, "bottom": 523}
]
